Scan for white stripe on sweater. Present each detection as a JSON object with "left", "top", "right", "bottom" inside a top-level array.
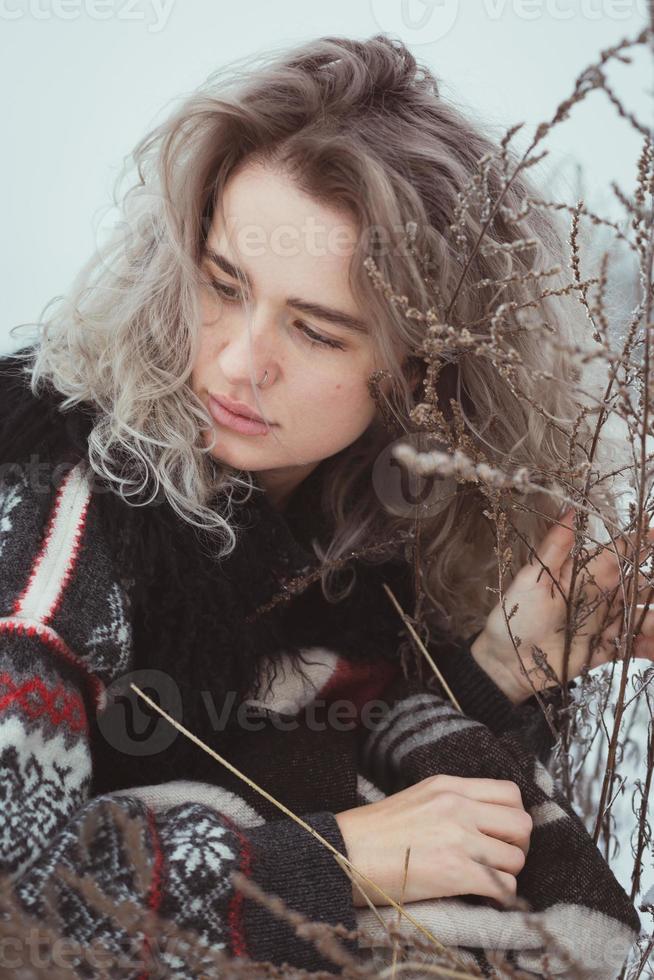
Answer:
[
  {"left": 14, "top": 461, "right": 92, "bottom": 624},
  {"left": 111, "top": 779, "right": 266, "bottom": 828},
  {"left": 356, "top": 900, "right": 636, "bottom": 979}
]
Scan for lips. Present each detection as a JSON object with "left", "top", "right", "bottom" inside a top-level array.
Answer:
[
  {"left": 211, "top": 394, "right": 267, "bottom": 424},
  {"left": 207, "top": 395, "right": 273, "bottom": 437}
]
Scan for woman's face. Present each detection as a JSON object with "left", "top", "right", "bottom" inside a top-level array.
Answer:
[{"left": 190, "top": 161, "right": 391, "bottom": 511}]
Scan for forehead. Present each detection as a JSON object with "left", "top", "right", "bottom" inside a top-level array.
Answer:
[
  {"left": 205, "top": 165, "right": 376, "bottom": 331},
  {"left": 211, "top": 162, "right": 360, "bottom": 263}
]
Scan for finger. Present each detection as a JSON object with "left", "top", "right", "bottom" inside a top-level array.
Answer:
[
  {"left": 590, "top": 563, "right": 654, "bottom": 615},
  {"left": 465, "top": 830, "right": 527, "bottom": 875},
  {"left": 594, "top": 632, "right": 654, "bottom": 668},
  {"left": 633, "top": 603, "right": 654, "bottom": 636},
  {"left": 465, "top": 861, "right": 518, "bottom": 905},
  {"left": 533, "top": 507, "right": 576, "bottom": 574},
  {"left": 592, "top": 604, "right": 654, "bottom": 670},
  {"left": 471, "top": 800, "right": 532, "bottom": 855},
  {"left": 427, "top": 776, "right": 525, "bottom": 810},
  {"left": 633, "top": 634, "right": 654, "bottom": 661},
  {"left": 588, "top": 528, "right": 654, "bottom": 594},
  {"left": 602, "top": 605, "right": 654, "bottom": 645},
  {"left": 596, "top": 570, "right": 654, "bottom": 625}
]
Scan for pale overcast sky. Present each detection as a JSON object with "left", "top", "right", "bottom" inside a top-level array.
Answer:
[{"left": 1, "top": 0, "right": 650, "bottom": 352}]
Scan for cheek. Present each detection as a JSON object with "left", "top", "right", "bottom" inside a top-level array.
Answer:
[
  {"left": 200, "top": 289, "right": 220, "bottom": 322},
  {"left": 302, "top": 375, "right": 376, "bottom": 429},
  {"left": 189, "top": 327, "right": 215, "bottom": 395}
]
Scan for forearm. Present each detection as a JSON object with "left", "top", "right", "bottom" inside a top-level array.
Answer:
[
  {"left": 10, "top": 792, "right": 359, "bottom": 976},
  {"left": 356, "top": 678, "right": 641, "bottom": 979},
  {"left": 409, "top": 632, "right": 577, "bottom": 764}
]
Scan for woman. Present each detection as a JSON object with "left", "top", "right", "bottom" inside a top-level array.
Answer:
[{"left": 0, "top": 33, "right": 648, "bottom": 978}]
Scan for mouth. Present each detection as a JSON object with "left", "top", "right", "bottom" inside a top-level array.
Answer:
[
  {"left": 211, "top": 393, "right": 265, "bottom": 423},
  {"left": 208, "top": 394, "right": 274, "bottom": 437}
]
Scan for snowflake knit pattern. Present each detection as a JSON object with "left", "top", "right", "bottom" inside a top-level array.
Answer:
[{"left": 0, "top": 366, "right": 644, "bottom": 978}]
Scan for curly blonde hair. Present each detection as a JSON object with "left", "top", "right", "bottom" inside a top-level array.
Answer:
[{"left": 11, "top": 33, "right": 623, "bottom": 640}]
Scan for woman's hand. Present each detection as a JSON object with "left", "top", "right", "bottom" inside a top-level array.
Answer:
[
  {"left": 470, "top": 509, "right": 654, "bottom": 704},
  {"left": 335, "top": 774, "right": 532, "bottom": 907}
]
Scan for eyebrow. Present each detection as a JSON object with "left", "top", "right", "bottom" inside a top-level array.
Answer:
[{"left": 203, "top": 247, "right": 369, "bottom": 334}]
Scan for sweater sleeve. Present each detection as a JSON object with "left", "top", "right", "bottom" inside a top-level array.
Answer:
[
  {"left": 379, "top": 559, "right": 575, "bottom": 766},
  {"left": 355, "top": 668, "right": 641, "bottom": 979},
  {"left": 0, "top": 458, "right": 358, "bottom": 976},
  {"left": 426, "top": 630, "right": 577, "bottom": 765}
]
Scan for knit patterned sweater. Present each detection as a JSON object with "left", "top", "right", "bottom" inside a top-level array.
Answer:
[{"left": 0, "top": 349, "right": 642, "bottom": 978}]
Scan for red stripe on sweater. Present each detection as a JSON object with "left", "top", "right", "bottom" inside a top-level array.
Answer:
[
  {"left": 136, "top": 807, "right": 165, "bottom": 980},
  {"left": 318, "top": 656, "right": 403, "bottom": 720},
  {"left": 0, "top": 673, "right": 87, "bottom": 733},
  {"left": 0, "top": 620, "right": 106, "bottom": 714}
]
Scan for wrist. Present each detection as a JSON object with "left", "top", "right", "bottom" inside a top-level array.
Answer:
[
  {"left": 335, "top": 809, "right": 375, "bottom": 908},
  {"left": 469, "top": 632, "right": 533, "bottom": 706}
]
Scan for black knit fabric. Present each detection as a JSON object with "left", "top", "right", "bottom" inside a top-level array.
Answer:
[
  {"left": 242, "top": 811, "right": 360, "bottom": 968},
  {"left": 0, "top": 345, "right": 640, "bottom": 977}
]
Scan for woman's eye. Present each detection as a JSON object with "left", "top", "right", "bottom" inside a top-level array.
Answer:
[
  {"left": 209, "top": 278, "right": 242, "bottom": 302},
  {"left": 295, "top": 321, "right": 345, "bottom": 351},
  {"left": 208, "top": 277, "right": 344, "bottom": 352}
]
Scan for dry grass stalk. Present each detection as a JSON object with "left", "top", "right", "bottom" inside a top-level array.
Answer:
[{"left": 3, "top": 19, "right": 654, "bottom": 980}]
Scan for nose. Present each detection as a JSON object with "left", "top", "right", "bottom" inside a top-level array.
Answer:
[{"left": 217, "top": 307, "right": 277, "bottom": 392}]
